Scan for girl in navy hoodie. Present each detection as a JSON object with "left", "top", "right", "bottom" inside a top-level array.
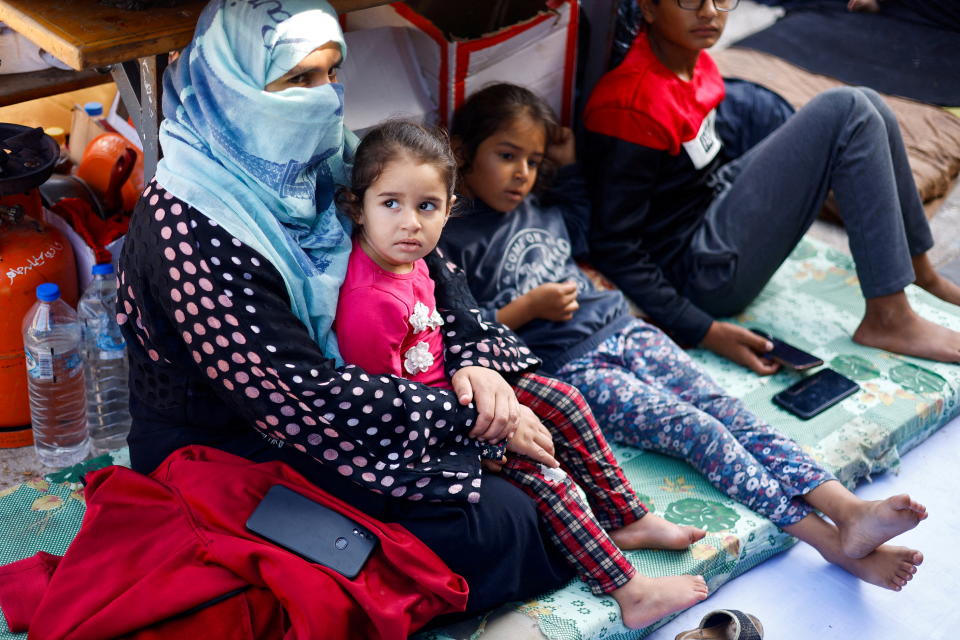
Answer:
[{"left": 441, "top": 83, "right": 926, "bottom": 593}]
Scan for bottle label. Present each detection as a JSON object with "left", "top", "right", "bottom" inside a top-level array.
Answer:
[
  {"left": 25, "top": 348, "right": 83, "bottom": 381},
  {"left": 96, "top": 332, "right": 126, "bottom": 360},
  {"left": 25, "top": 349, "right": 53, "bottom": 381}
]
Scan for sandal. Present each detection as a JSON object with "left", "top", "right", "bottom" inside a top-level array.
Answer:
[{"left": 674, "top": 609, "right": 764, "bottom": 640}]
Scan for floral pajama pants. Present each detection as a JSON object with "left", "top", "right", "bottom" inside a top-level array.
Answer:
[
  {"left": 499, "top": 373, "right": 648, "bottom": 595},
  {"left": 554, "top": 320, "right": 834, "bottom": 528}
]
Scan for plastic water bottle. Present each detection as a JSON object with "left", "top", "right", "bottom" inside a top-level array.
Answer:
[
  {"left": 78, "top": 263, "right": 131, "bottom": 453},
  {"left": 22, "top": 283, "right": 90, "bottom": 468}
]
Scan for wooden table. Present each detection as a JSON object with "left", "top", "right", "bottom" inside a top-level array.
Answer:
[
  {"left": 0, "top": 0, "right": 206, "bottom": 71},
  {"left": 0, "top": 0, "right": 393, "bottom": 179},
  {"left": 0, "top": 68, "right": 111, "bottom": 107}
]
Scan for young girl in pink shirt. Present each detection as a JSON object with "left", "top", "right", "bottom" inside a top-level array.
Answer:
[{"left": 334, "top": 120, "right": 710, "bottom": 629}]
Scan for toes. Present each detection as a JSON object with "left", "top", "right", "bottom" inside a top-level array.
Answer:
[
  {"left": 912, "top": 551, "right": 924, "bottom": 566},
  {"left": 688, "top": 528, "right": 707, "bottom": 543},
  {"left": 895, "top": 568, "right": 914, "bottom": 583},
  {"left": 886, "top": 574, "right": 907, "bottom": 590},
  {"left": 904, "top": 497, "right": 927, "bottom": 516},
  {"left": 889, "top": 494, "right": 911, "bottom": 510}
]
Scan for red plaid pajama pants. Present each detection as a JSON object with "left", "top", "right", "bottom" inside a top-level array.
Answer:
[{"left": 499, "top": 373, "right": 647, "bottom": 595}]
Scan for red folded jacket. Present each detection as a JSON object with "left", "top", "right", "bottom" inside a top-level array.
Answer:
[{"left": 0, "top": 445, "right": 468, "bottom": 640}]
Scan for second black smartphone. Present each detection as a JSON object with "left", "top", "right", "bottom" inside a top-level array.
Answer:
[
  {"left": 751, "top": 328, "right": 824, "bottom": 371},
  {"left": 246, "top": 484, "right": 379, "bottom": 579},
  {"left": 773, "top": 368, "right": 860, "bottom": 420}
]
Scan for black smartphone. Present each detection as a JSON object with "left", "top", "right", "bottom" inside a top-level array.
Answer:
[
  {"left": 773, "top": 368, "right": 860, "bottom": 420},
  {"left": 751, "top": 328, "right": 824, "bottom": 371},
  {"left": 246, "top": 484, "right": 379, "bottom": 579}
]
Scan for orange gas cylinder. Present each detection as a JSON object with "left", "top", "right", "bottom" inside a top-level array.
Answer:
[
  {"left": 0, "top": 203, "right": 79, "bottom": 446},
  {"left": 1, "top": 123, "right": 75, "bottom": 446},
  {"left": 76, "top": 133, "right": 144, "bottom": 214}
]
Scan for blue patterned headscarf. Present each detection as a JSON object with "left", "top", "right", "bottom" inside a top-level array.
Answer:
[{"left": 156, "top": 0, "right": 355, "bottom": 363}]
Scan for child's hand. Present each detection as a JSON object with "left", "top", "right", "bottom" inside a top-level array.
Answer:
[
  {"left": 481, "top": 456, "right": 507, "bottom": 473},
  {"left": 701, "top": 321, "right": 780, "bottom": 376},
  {"left": 528, "top": 281, "right": 579, "bottom": 322},
  {"left": 506, "top": 406, "right": 559, "bottom": 468},
  {"left": 546, "top": 126, "right": 576, "bottom": 167},
  {"left": 495, "top": 281, "right": 579, "bottom": 329}
]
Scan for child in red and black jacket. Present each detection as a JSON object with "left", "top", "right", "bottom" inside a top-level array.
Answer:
[{"left": 583, "top": 0, "right": 960, "bottom": 371}]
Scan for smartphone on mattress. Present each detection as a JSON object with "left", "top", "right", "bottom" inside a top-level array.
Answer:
[
  {"left": 773, "top": 368, "right": 860, "bottom": 420},
  {"left": 246, "top": 484, "right": 378, "bottom": 579},
  {"left": 751, "top": 329, "right": 824, "bottom": 371}
]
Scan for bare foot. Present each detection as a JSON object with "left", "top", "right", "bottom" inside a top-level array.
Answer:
[
  {"left": 915, "top": 271, "right": 960, "bottom": 307},
  {"left": 609, "top": 514, "right": 707, "bottom": 551},
  {"left": 838, "top": 494, "right": 927, "bottom": 559},
  {"left": 832, "top": 545, "right": 923, "bottom": 591},
  {"left": 854, "top": 296, "right": 960, "bottom": 362},
  {"left": 612, "top": 573, "right": 709, "bottom": 629}
]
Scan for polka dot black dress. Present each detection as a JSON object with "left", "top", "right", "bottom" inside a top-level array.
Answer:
[{"left": 118, "top": 181, "right": 573, "bottom": 612}]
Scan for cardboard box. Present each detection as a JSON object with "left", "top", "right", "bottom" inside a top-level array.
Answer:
[
  {"left": 340, "top": 26, "right": 437, "bottom": 136},
  {"left": 344, "top": 0, "right": 579, "bottom": 126},
  {"left": 68, "top": 106, "right": 110, "bottom": 165},
  {"left": 0, "top": 21, "right": 72, "bottom": 74}
]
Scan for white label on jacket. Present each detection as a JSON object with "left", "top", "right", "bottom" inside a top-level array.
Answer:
[{"left": 682, "top": 108, "right": 721, "bottom": 170}]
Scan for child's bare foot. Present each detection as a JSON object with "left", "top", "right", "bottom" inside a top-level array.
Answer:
[
  {"left": 612, "top": 573, "right": 709, "bottom": 629},
  {"left": 609, "top": 513, "right": 706, "bottom": 551},
  {"left": 832, "top": 545, "right": 922, "bottom": 591},
  {"left": 915, "top": 271, "right": 960, "bottom": 307},
  {"left": 854, "top": 296, "right": 960, "bottom": 362},
  {"left": 838, "top": 494, "right": 927, "bottom": 559}
]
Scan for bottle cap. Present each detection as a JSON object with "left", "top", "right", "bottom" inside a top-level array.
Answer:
[
  {"left": 45, "top": 126, "right": 67, "bottom": 145},
  {"left": 92, "top": 263, "right": 115, "bottom": 276},
  {"left": 36, "top": 283, "right": 60, "bottom": 302},
  {"left": 84, "top": 101, "right": 104, "bottom": 117}
]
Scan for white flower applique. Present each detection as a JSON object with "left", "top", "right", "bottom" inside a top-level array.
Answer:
[
  {"left": 404, "top": 341, "right": 434, "bottom": 375},
  {"left": 541, "top": 465, "right": 567, "bottom": 484},
  {"left": 408, "top": 301, "right": 444, "bottom": 334}
]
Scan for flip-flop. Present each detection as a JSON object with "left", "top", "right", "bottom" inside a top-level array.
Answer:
[{"left": 674, "top": 609, "right": 764, "bottom": 640}]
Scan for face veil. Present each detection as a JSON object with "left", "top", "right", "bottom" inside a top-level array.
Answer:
[{"left": 156, "top": 0, "right": 356, "bottom": 362}]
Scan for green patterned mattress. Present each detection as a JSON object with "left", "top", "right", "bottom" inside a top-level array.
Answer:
[{"left": 2, "top": 238, "right": 959, "bottom": 640}]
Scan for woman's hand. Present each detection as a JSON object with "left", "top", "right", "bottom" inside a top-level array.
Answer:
[
  {"left": 546, "top": 126, "right": 576, "bottom": 167},
  {"left": 506, "top": 406, "right": 559, "bottom": 468},
  {"left": 451, "top": 366, "right": 520, "bottom": 442},
  {"left": 701, "top": 321, "right": 780, "bottom": 375}
]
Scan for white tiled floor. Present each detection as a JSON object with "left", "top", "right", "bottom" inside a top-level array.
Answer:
[
  {"left": 650, "top": 13, "right": 960, "bottom": 634},
  {"left": 648, "top": 414, "right": 960, "bottom": 640}
]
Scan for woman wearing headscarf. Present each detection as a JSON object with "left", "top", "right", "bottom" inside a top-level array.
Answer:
[{"left": 117, "top": 0, "right": 574, "bottom": 617}]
